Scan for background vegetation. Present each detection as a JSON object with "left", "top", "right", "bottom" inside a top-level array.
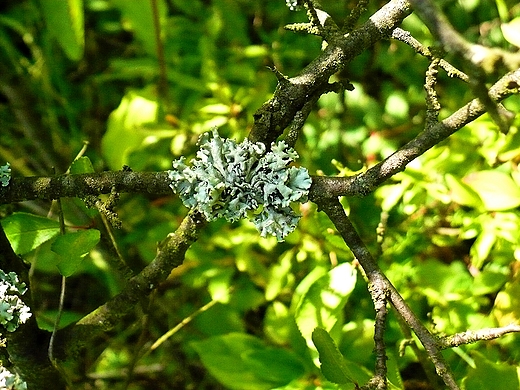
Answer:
[{"left": 1, "top": 0, "right": 520, "bottom": 389}]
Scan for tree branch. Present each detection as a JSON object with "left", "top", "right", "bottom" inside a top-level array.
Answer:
[
  {"left": 1, "top": 69, "right": 518, "bottom": 210},
  {"left": 0, "top": 171, "right": 171, "bottom": 204},
  {"left": 409, "top": 0, "right": 519, "bottom": 133},
  {"left": 315, "top": 198, "right": 460, "bottom": 389},
  {"left": 249, "top": 0, "right": 412, "bottom": 146},
  {"left": 409, "top": 0, "right": 520, "bottom": 73},
  {"left": 309, "top": 68, "right": 520, "bottom": 200},
  {"left": 367, "top": 275, "right": 389, "bottom": 390},
  {"left": 1, "top": 63, "right": 516, "bottom": 207},
  {"left": 390, "top": 27, "right": 468, "bottom": 81},
  {"left": 438, "top": 324, "right": 520, "bottom": 349},
  {"left": 53, "top": 211, "right": 206, "bottom": 362}
]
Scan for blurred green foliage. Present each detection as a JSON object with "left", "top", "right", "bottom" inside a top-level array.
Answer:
[{"left": 1, "top": 0, "right": 520, "bottom": 389}]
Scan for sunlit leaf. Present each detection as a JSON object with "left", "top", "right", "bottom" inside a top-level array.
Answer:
[
  {"left": 493, "top": 279, "right": 520, "bottom": 326},
  {"left": 501, "top": 17, "right": 520, "bottom": 47},
  {"left": 385, "top": 91, "right": 409, "bottom": 120},
  {"left": 199, "top": 103, "right": 231, "bottom": 115},
  {"left": 294, "top": 262, "right": 357, "bottom": 345},
  {"left": 463, "top": 170, "right": 520, "bottom": 211},
  {"left": 463, "top": 352, "right": 520, "bottom": 390},
  {"left": 445, "top": 173, "right": 483, "bottom": 208},
  {"left": 101, "top": 89, "right": 174, "bottom": 170},
  {"left": 472, "top": 264, "right": 509, "bottom": 296},
  {"left": 470, "top": 228, "right": 497, "bottom": 269}
]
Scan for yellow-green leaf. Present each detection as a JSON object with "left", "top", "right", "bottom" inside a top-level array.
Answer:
[
  {"left": 464, "top": 170, "right": 520, "bottom": 211},
  {"left": 39, "top": 0, "right": 84, "bottom": 61},
  {"left": 445, "top": 173, "right": 483, "bottom": 208},
  {"left": 312, "top": 327, "right": 356, "bottom": 384},
  {"left": 501, "top": 17, "right": 520, "bottom": 47},
  {"left": 1, "top": 212, "right": 60, "bottom": 255},
  {"left": 52, "top": 229, "right": 100, "bottom": 277}
]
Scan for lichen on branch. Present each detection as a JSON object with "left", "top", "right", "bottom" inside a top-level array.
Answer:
[
  {"left": 0, "top": 270, "right": 31, "bottom": 333},
  {"left": 168, "top": 129, "right": 312, "bottom": 241}
]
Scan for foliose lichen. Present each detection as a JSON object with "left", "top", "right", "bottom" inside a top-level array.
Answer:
[
  {"left": 285, "top": 0, "right": 303, "bottom": 11},
  {"left": 0, "top": 270, "right": 31, "bottom": 333},
  {"left": 0, "top": 366, "right": 27, "bottom": 390},
  {"left": 168, "top": 129, "right": 312, "bottom": 241},
  {"left": 0, "top": 163, "right": 10, "bottom": 187}
]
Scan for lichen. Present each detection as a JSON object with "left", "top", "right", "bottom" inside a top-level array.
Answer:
[
  {"left": 0, "top": 163, "right": 10, "bottom": 187},
  {"left": 0, "top": 366, "right": 27, "bottom": 390},
  {"left": 168, "top": 129, "right": 311, "bottom": 241},
  {"left": 0, "top": 270, "right": 31, "bottom": 333},
  {"left": 285, "top": 0, "right": 303, "bottom": 11}
]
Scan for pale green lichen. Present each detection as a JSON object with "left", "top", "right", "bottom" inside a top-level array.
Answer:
[
  {"left": 0, "top": 163, "right": 10, "bottom": 187},
  {"left": 168, "top": 129, "right": 311, "bottom": 241},
  {"left": 0, "top": 366, "right": 27, "bottom": 390},
  {"left": 0, "top": 270, "right": 31, "bottom": 333},
  {"left": 286, "top": 0, "right": 303, "bottom": 11}
]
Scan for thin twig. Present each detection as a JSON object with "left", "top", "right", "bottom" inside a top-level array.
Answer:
[
  {"left": 150, "top": 0, "right": 169, "bottom": 106},
  {"left": 368, "top": 274, "right": 389, "bottom": 389},
  {"left": 48, "top": 177, "right": 70, "bottom": 384},
  {"left": 148, "top": 297, "right": 220, "bottom": 353},
  {"left": 316, "top": 198, "right": 460, "bottom": 389},
  {"left": 342, "top": 0, "right": 370, "bottom": 33},
  {"left": 390, "top": 28, "right": 468, "bottom": 81},
  {"left": 409, "top": 0, "right": 519, "bottom": 133},
  {"left": 438, "top": 324, "right": 520, "bottom": 349}
]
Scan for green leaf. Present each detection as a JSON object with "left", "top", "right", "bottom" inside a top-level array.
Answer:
[
  {"left": 384, "top": 91, "right": 409, "bottom": 120},
  {"left": 111, "top": 0, "right": 167, "bottom": 56},
  {"left": 263, "top": 301, "right": 312, "bottom": 368},
  {"left": 265, "top": 251, "right": 293, "bottom": 301},
  {"left": 464, "top": 170, "right": 520, "bottom": 211},
  {"left": 501, "top": 17, "right": 520, "bottom": 48},
  {"left": 36, "top": 309, "right": 83, "bottom": 331},
  {"left": 472, "top": 265, "right": 509, "bottom": 296},
  {"left": 102, "top": 90, "right": 157, "bottom": 170},
  {"left": 199, "top": 103, "right": 231, "bottom": 115},
  {"left": 52, "top": 229, "right": 100, "bottom": 277},
  {"left": 463, "top": 352, "right": 520, "bottom": 390},
  {"left": 470, "top": 228, "right": 497, "bottom": 269},
  {"left": 445, "top": 173, "right": 483, "bottom": 208},
  {"left": 1, "top": 213, "right": 60, "bottom": 255},
  {"left": 101, "top": 89, "right": 174, "bottom": 170},
  {"left": 69, "top": 156, "right": 95, "bottom": 174},
  {"left": 415, "top": 259, "right": 472, "bottom": 302},
  {"left": 191, "top": 333, "right": 305, "bottom": 390},
  {"left": 312, "top": 327, "right": 356, "bottom": 385},
  {"left": 39, "top": 0, "right": 84, "bottom": 60},
  {"left": 294, "top": 262, "right": 357, "bottom": 344}
]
